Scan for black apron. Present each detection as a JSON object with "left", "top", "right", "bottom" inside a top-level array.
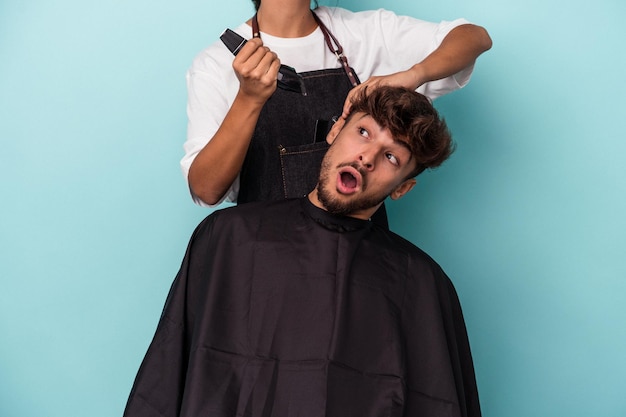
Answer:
[{"left": 237, "top": 11, "right": 388, "bottom": 227}]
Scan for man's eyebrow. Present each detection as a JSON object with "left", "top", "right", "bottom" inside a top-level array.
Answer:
[
  {"left": 392, "top": 137, "right": 414, "bottom": 160},
  {"left": 358, "top": 114, "right": 414, "bottom": 160}
]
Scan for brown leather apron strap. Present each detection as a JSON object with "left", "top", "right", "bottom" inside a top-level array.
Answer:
[
  {"left": 311, "top": 11, "right": 359, "bottom": 87},
  {"left": 251, "top": 13, "right": 261, "bottom": 38}
]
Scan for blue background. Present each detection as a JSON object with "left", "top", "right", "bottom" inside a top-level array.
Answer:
[{"left": 1, "top": 1, "right": 624, "bottom": 416}]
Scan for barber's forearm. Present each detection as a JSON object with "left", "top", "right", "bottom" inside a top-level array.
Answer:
[
  {"left": 188, "top": 92, "right": 265, "bottom": 205},
  {"left": 410, "top": 24, "right": 492, "bottom": 88}
]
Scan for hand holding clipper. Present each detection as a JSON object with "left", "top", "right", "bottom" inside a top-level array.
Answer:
[{"left": 220, "top": 29, "right": 306, "bottom": 95}]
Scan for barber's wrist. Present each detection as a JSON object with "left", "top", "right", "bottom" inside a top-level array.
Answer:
[{"left": 408, "top": 64, "right": 429, "bottom": 90}]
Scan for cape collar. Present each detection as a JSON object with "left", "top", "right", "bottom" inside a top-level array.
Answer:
[{"left": 301, "top": 197, "right": 372, "bottom": 232}]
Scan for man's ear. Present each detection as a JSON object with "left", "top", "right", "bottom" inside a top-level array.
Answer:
[
  {"left": 390, "top": 178, "right": 417, "bottom": 200},
  {"left": 326, "top": 116, "right": 346, "bottom": 144}
]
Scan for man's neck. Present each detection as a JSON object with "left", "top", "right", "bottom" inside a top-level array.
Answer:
[{"left": 251, "top": 0, "right": 318, "bottom": 38}]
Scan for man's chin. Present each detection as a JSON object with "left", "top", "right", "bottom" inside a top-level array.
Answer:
[
  {"left": 318, "top": 191, "right": 381, "bottom": 218},
  {"left": 321, "top": 198, "right": 353, "bottom": 217},
  {"left": 317, "top": 187, "right": 349, "bottom": 215}
]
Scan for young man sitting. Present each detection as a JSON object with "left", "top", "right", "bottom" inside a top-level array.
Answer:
[{"left": 125, "top": 86, "right": 481, "bottom": 417}]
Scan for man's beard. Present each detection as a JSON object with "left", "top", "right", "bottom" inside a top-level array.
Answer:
[{"left": 316, "top": 160, "right": 388, "bottom": 217}]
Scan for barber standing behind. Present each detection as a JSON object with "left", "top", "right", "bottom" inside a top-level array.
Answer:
[{"left": 182, "top": 0, "right": 491, "bottom": 212}]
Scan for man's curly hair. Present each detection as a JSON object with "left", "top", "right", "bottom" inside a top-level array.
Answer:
[{"left": 347, "top": 86, "right": 455, "bottom": 178}]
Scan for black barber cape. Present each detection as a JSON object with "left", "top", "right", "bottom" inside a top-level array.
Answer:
[{"left": 124, "top": 198, "right": 481, "bottom": 417}]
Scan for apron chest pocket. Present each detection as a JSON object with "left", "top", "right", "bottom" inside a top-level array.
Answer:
[{"left": 278, "top": 141, "right": 330, "bottom": 199}]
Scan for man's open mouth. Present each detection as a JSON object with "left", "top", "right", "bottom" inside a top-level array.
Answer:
[{"left": 336, "top": 166, "right": 362, "bottom": 194}]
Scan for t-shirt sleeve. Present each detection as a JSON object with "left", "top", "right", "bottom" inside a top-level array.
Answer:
[
  {"left": 373, "top": 10, "right": 474, "bottom": 99},
  {"left": 324, "top": 8, "right": 474, "bottom": 100},
  {"left": 181, "top": 42, "right": 243, "bottom": 207}
]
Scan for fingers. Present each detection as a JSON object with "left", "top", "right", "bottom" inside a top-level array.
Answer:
[
  {"left": 342, "top": 73, "right": 415, "bottom": 118},
  {"left": 235, "top": 39, "right": 279, "bottom": 78},
  {"left": 234, "top": 37, "right": 267, "bottom": 64},
  {"left": 233, "top": 38, "right": 280, "bottom": 99},
  {"left": 341, "top": 79, "right": 377, "bottom": 118},
  {"left": 341, "top": 93, "right": 354, "bottom": 119}
]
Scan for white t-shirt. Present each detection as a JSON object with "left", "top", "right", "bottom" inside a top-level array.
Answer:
[{"left": 183, "top": 7, "right": 474, "bottom": 207}]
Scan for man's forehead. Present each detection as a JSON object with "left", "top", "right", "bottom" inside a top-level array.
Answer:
[
  {"left": 351, "top": 113, "right": 412, "bottom": 151},
  {"left": 350, "top": 112, "right": 376, "bottom": 126}
]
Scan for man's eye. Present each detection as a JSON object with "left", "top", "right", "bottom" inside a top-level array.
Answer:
[
  {"left": 386, "top": 153, "right": 399, "bottom": 166},
  {"left": 358, "top": 127, "right": 369, "bottom": 137}
]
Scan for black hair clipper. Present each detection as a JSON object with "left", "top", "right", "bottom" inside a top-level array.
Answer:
[{"left": 220, "top": 28, "right": 306, "bottom": 95}]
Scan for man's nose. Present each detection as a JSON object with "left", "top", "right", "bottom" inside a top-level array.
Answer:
[{"left": 358, "top": 148, "right": 378, "bottom": 170}]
